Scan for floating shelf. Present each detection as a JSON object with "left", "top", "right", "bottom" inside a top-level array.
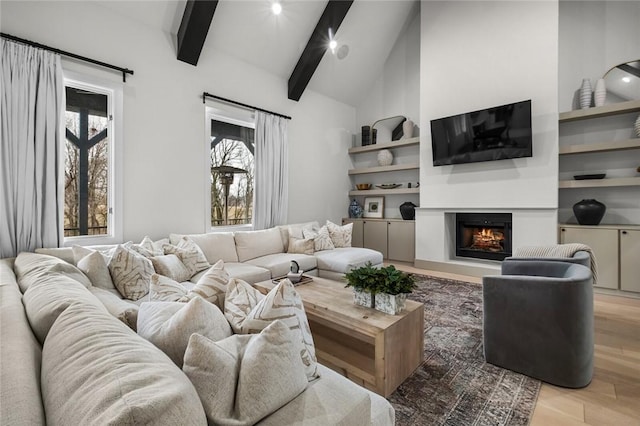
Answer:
[
  {"left": 559, "top": 176, "right": 640, "bottom": 189},
  {"left": 559, "top": 99, "right": 640, "bottom": 123},
  {"left": 559, "top": 138, "right": 640, "bottom": 155},
  {"left": 348, "top": 164, "right": 419, "bottom": 175},
  {"left": 348, "top": 188, "right": 419, "bottom": 196},
  {"left": 348, "top": 137, "right": 420, "bottom": 154}
]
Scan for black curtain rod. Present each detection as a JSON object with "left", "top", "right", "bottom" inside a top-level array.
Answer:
[
  {"left": 1, "top": 32, "right": 134, "bottom": 83},
  {"left": 202, "top": 92, "right": 291, "bottom": 120}
]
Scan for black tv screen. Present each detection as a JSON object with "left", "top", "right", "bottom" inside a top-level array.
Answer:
[{"left": 430, "top": 100, "right": 532, "bottom": 166}]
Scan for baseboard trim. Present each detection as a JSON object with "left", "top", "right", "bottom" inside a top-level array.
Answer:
[{"left": 414, "top": 259, "right": 499, "bottom": 278}]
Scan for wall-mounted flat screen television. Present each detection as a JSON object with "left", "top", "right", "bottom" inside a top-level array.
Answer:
[{"left": 430, "top": 100, "right": 532, "bottom": 166}]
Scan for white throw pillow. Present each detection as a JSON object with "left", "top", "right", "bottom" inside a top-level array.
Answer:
[
  {"left": 303, "top": 225, "right": 335, "bottom": 252},
  {"left": 287, "top": 237, "right": 315, "bottom": 255},
  {"left": 182, "top": 321, "right": 308, "bottom": 426},
  {"left": 73, "top": 247, "right": 116, "bottom": 290},
  {"left": 137, "top": 297, "right": 232, "bottom": 367},
  {"left": 108, "top": 245, "right": 154, "bottom": 301},
  {"left": 149, "top": 274, "right": 189, "bottom": 302},
  {"left": 326, "top": 220, "right": 353, "bottom": 248},
  {"left": 224, "top": 278, "right": 318, "bottom": 380},
  {"left": 131, "top": 236, "right": 164, "bottom": 258},
  {"left": 150, "top": 254, "right": 191, "bottom": 283},
  {"left": 163, "top": 237, "right": 210, "bottom": 277}
]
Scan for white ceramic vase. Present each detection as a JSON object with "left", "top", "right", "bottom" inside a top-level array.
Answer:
[
  {"left": 594, "top": 78, "right": 606, "bottom": 107},
  {"left": 402, "top": 120, "right": 414, "bottom": 139},
  {"left": 377, "top": 149, "right": 393, "bottom": 166},
  {"left": 634, "top": 115, "right": 640, "bottom": 138},
  {"left": 579, "top": 78, "right": 592, "bottom": 109}
]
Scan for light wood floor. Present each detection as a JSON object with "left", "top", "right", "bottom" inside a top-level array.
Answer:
[{"left": 389, "top": 262, "right": 640, "bottom": 426}]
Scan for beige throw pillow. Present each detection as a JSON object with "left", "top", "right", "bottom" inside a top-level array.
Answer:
[
  {"left": 303, "top": 225, "right": 335, "bottom": 252},
  {"left": 163, "top": 237, "right": 210, "bottom": 277},
  {"left": 131, "top": 236, "right": 164, "bottom": 258},
  {"left": 137, "top": 298, "right": 232, "bottom": 367},
  {"left": 108, "top": 245, "right": 154, "bottom": 301},
  {"left": 326, "top": 220, "right": 353, "bottom": 248},
  {"left": 149, "top": 274, "right": 189, "bottom": 302},
  {"left": 224, "top": 279, "right": 318, "bottom": 380},
  {"left": 73, "top": 248, "right": 116, "bottom": 290},
  {"left": 287, "top": 237, "right": 315, "bottom": 255},
  {"left": 182, "top": 321, "right": 308, "bottom": 426},
  {"left": 150, "top": 254, "right": 191, "bottom": 283}
]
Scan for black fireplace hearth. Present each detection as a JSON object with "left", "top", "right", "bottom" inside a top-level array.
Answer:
[{"left": 456, "top": 213, "right": 512, "bottom": 261}]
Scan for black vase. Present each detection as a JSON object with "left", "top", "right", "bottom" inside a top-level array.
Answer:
[
  {"left": 573, "top": 199, "right": 606, "bottom": 225},
  {"left": 399, "top": 201, "right": 417, "bottom": 220}
]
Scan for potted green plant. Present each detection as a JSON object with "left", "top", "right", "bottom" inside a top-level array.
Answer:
[
  {"left": 344, "top": 262, "right": 380, "bottom": 308},
  {"left": 374, "top": 265, "right": 416, "bottom": 315}
]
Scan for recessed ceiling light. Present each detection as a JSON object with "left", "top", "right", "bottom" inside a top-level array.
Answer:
[
  {"left": 329, "top": 39, "right": 337, "bottom": 53},
  {"left": 271, "top": 2, "right": 282, "bottom": 15},
  {"left": 622, "top": 76, "right": 631, "bottom": 83}
]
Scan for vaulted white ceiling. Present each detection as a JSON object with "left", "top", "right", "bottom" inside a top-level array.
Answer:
[{"left": 94, "top": 0, "right": 418, "bottom": 107}]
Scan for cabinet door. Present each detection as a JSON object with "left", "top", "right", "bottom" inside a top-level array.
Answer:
[
  {"left": 342, "top": 219, "right": 364, "bottom": 248},
  {"left": 363, "top": 220, "right": 388, "bottom": 259},
  {"left": 620, "top": 230, "right": 640, "bottom": 293},
  {"left": 560, "top": 227, "right": 618, "bottom": 289},
  {"left": 388, "top": 221, "right": 415, "bottom": 262}
]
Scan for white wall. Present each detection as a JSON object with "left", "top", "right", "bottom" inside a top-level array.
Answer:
[
  {"left": 417, "top": 1, "right": 559, "bottom": 266},
  {"left": 1, "top": 1, "right": 356, "bottom": 241},
  {"left": 558, "top": 1, "right": 640, "bottom": 225}
]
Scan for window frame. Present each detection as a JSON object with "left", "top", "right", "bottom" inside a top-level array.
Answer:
[
  {"left": 204, "top": 105, "right": 255, "bottom": 232},
  {"left": 61, "top": 71, "right": 123, "bottom": 246}
]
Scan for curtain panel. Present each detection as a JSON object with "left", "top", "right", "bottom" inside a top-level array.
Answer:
[
  {"left": 253, "top": 111, "right": 289, "bottom": 230},
  {"left": 0, "top": 39, "right": 63, "bottom": 258}
]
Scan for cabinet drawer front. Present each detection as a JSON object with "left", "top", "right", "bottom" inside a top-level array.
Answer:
[
  {"left": 620, "top": 230, "right": 640, "bottom": 293},
  {"left": 560, "top": 227, "right": 618, "bottom": 289}
]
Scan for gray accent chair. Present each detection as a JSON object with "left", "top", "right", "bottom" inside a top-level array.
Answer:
[{"left": 482, "top": 260, "right": 594, "bottom": 388}]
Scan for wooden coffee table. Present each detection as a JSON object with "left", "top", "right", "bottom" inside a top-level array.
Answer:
[{"left": 254, "top": 276, "right": 424, "bottom": 397}]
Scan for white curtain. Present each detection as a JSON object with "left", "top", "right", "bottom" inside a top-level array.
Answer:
[
  {"left": 0, "top": 39, "right": 64, "bottom": 258},
  {"left": 253, "top": 111, "right": 289, "bottom": 230}
]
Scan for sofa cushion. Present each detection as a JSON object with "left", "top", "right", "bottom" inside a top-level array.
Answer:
[
  {"left": 197, "top": 262, "right": 271, "bottom": 284},
  {"left": 326, "top": 221, "right": 353, "bottom": 248},
  {"left": 150, "top": 254, "right": 191, "bottom": 283},
  {"left": 258, "top": 365, "right": 372, "bottom": 426},
  {"left": 41, "top": 303, "right": 207, "bottom": 426},
  {"left": 73, "top": 247, "right": 116, "bottom": 290},
  {"left": 234, "top": 227, "right": 284, "bottom": 262},
  {"left": 246, "top": 253, "right": 317, "bottom": 278},
  {"left": 137, "top": 298, "right": 232, "bottom": 367},
  {"left": 314, "top": 248, "right": 384, "bottom": 274},
  {"left": 0, "top": 259, "right": 46, "bottom": 425},
  {"left": 303, "top": 226, "right": 335, "bottom": 252},
  {"left": 170, "top": 232, "right": 239, "bottom": 263},
  {"left": 183, "top": 321, "right": 307, "bottom": 426},
  {"left": 15, "top": 251, "right": 92, "bottom": 293},
  {"left": 108, "top": 244, "right": 154, "bottom": 301},
  {"left": 163, "top": 237, "right": 210, "bottom": 276},
  {"left": 288, "top": 237, "right": 315, "bottom": 255},
  {"left": 89, "top": 286, "right": 139, "bottom": 330}
]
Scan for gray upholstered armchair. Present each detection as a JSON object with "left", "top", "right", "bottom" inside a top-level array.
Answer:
[{"left": 482, "top": 259, "right": 594, "bottom": 388}]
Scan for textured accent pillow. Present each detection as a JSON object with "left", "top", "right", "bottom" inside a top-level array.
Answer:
[
  {"left": 223, "top": 278, "right": 265, "bottom": 333},
  {"left": 108, "top": 245, "right": 154, "bottom": 301},
  {"left": 73, "top": 248, "right": 116, "bottom": 290},
  {"left": 303, "top": 225, "right": 335, "bottom": 252},
  {"left": 149, "top": 274, "right": 189, "bottom": 302},
  {"left": 287, "top": 237, "right": 315, "bottom": 255},
  {"left": 182, "top": 321, "right": 308, "bottom": 426},
  {"left": 163, "top": 237, "right": 210, "bottom": 277},
  {"left": 225, "top": 279, "right": 318, "bottom": 380},
  {"left": 137, "top": 298, "right": 232, "bottom": 367},
  {"left": 190, "top": 260, "right": 229, "bottom": 310},
  {"left": 326, "top": 220, "right": 353, "bottom": 248},
  {"left": 150, "top": 254, "right": 191, "bottom": 283},
  {"left": 131, "top": 236, "right": 164, "bottom": 258}
]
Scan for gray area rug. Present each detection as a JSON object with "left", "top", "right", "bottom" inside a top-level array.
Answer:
[{"left": 389, "top": 274, "right": 540, "bottom": 425}]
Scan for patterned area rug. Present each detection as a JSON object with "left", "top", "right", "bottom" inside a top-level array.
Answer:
[{"left": 389, "top": 274, "right": 540, "bottom": 425}]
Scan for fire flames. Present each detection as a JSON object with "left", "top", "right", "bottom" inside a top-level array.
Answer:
[{"left": 469, "top": 228, "right": 504, "bottom": 252}]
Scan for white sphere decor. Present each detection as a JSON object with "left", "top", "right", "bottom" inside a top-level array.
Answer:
[{"left": 377, "top": 149, "right": 393, "bottom": 166}]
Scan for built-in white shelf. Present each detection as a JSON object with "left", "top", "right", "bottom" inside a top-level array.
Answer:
[
  {"left": 348, "top": 137, "right": 420, "bottom": 154},
  {"left": 348, "top": 188, "right": 419, "bottom": 196},
  {"left": 559, "top": 138, "right": 640, "bottom": 155},
  {"left": 348, "top": 164, "right": 419, "bottom": 175},
  {"left": 559, "top": 99, "right": 640, "bottom": 123},
  {"left": 559, "top": 176, "right": 640, "bottom": 189}
]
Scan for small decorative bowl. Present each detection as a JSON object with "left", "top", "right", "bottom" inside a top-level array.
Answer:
[{"left": 356, "top": 183, "right": 371, "bottom": 190}]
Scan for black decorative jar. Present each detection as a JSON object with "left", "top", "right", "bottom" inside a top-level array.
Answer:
[
  {"left": 573, "top": 199, "right": 606, "bottom": 225},
  {"left": 399, "top": 201, "right": 417, "bottom": 220}
]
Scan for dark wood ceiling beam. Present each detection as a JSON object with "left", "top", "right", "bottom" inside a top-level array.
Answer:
[
  {"left": 177, "top": 0, "right": 219, "bottom": 66},
  {"left": 287, "top": 0, "right": 354, "bottom": 101}
]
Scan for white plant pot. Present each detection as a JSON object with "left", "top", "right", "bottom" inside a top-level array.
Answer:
[
  {"left": 594, "top": 78, "right": 606, "bottom": 107},
  {"left": 353, "top": 289, "right": 375, "bottom": 308},
  {"left": 579, "top": 78, "right": 592, "bottom": 109},
  {"left": 374, "top": 292, "right": 407, "bottom": 315},
  {"left": 377, "top": 149, "right": 393, "bottom": 166}
]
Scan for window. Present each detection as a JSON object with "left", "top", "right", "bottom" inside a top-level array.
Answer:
[
  {"left": 63, "top": 73, "right": 122, "bottom": 244},
  {"left": 208, "top": 115, "right": 255, "bottom": 228}
]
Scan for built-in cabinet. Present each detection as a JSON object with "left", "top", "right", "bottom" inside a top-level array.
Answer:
[
  {"left": 559, "top": 224, "right": 640, "bottom": 293},
  {"left": 343, "top": 218, "right": 415, "bottom": 263}
]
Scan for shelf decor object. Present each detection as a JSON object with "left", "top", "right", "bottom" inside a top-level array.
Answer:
[
  {"left": 377, "top": 149, "right": 393, "bottom": 166},
  {"left": 348, "top": 199, "right": 363, "bottom": 218},
  {"left": 573, "top": 199, "right": 606, "bottom": 225},
  {"left": 579, "top": 78, "right": 592, "bottom": 109},
  {"left": 376, "top": 183, "right": 401, "bottom": 189},
  {"left": 399, "top": 201, "right": 417, "bottom": 220},
  {"left": 594, "top": 78, "right": 606, "bottom": 107},
  {"left": 363, "top": 196, "right": 384, "bottom": 218},
  {"left": 574, "top": 173, "right": 606, "bottom": 180},
  {"left": 635, "top": 115, "right": 640, "bottom": 138},
  {"left": 402, "top": 120, "right": 414, "bottom": 139}
]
